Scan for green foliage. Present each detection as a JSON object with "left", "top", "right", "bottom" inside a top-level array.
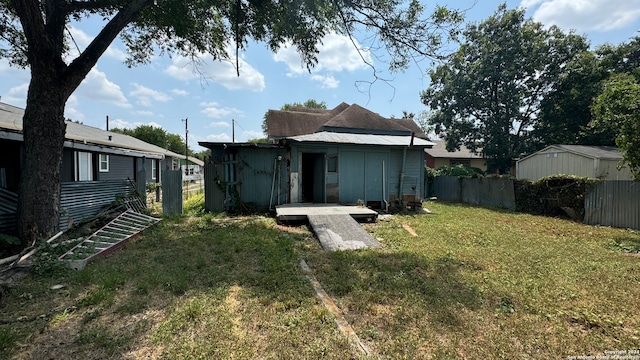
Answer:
[
  {"left": 111, "top": 126, "right": 193, "bottom": 156},
  {"left": 0, "top": 233, "right": 21, "bottom": 246},
  {"left": 532, "top": 51, "right": 611, "bottom": 150},
  {"left": 183, "top": 193, "right": 205, "bottom": 215},
  {"left": 433, "top": 164, "right": 484, "bottom": 178},
  {"left": 514, "top": 175, "right": 599, "bottom": 220},
  {"left": 145, "top": 182, "right": 159, "bottom": 194},
  {"left": 30, "top": 242, "right": 73, "bottom": 277},
  {"left": 421, "top": 5, "right": 589, "bottom": 173},
  {"left": 592, "top": 73, "right": 640, "bottom": 180},
  {"left": 0, "top": 327, "right": 22, "bottom": 359}
]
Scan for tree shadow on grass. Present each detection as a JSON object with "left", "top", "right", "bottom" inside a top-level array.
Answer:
[{"left": 1, "top": 217, "right": 350, "bottom": 359}]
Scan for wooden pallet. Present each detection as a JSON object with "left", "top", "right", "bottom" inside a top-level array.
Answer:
[{"left": 59, "top": 210, "right": 161, "bottom": 270}]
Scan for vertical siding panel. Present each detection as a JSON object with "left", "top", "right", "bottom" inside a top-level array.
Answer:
[
  {"left": 585, "top": 180, "right": 640, "bottom": 230},
  {"left": 204, "top": 163, "right": 224, "bottom": 212},
  {"left": 161, "top": 170, "right": 183, "bottom": 215},
  {"left": 236, "top": 148, "right": 288, "bottom": 209}
]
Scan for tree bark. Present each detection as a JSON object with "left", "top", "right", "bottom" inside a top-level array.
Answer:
[
  {"left": 17, "top": 76, "right": 68, "bottom": 245},
  {"left": 11, "top": 0, "right": 153, "bottom": 245}
]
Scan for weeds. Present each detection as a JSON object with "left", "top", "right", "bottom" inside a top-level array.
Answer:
[{"left": 1, "top": 202, "right": 639, "bottom": 359}]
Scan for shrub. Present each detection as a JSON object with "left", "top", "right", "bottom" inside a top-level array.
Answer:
[
  {"left": 515, "top": 175, "right": 599, "bottom": 220},
  {"left": 434, "top": 164, "right": 485, "bottom": 178}
]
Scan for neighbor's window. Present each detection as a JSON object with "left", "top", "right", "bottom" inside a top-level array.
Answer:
[
  {"left": 327, "top": 155, "right": 338, "bottom": 173},
  {"left": 450, "top": 159, "right": 470, "bottom": 166},
  {"left": 151, "top": 159, "right": 157, "bottom": 180},
  {"left": 99, "top": 154, "right": 109, "bottom": 172}
]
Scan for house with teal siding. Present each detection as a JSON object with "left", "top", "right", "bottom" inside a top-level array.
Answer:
[
  {"left": 0, "top": 101, "right": 188, "bottom": 233},
  {"left": 200, "top": 103, "right": 433, "bottom": 211}
]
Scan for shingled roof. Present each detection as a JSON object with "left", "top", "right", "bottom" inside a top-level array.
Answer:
[{"left": 267, "top": 103, "right": 427, "bottom": 140}]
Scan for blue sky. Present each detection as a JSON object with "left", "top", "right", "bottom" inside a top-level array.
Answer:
[{"left": 1, "top": 0, "right": 639, "bottom": 151}]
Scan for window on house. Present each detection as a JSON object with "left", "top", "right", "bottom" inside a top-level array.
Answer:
[
  {"left": 450, "top": 159, "right": 470, "bottom": 166},
  {"left": 99, "top": 154, "right": 109, "bottom": 172},
  {"left": 151, "top": 159, "right": 157, "bottom": 180},
  {"left": 327, "top": 155, "right": 338, "bottom": 173},
  {"left": 74, "top": 151, "right": 93, "bottom": 181}
]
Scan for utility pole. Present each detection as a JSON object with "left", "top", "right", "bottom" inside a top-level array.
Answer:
[
  {"left": 232, "top": 118, "right": 235, "bottom": 143},
  {"left": 182, "top": 118, "right": 189, "bottom": 198}
]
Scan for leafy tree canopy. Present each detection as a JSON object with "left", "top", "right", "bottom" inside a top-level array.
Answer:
[
  {"left": 421, "top": 4, "right": 589, "bottom": 173},
  {"left": 111, "top": 125, "right": 194, "bottom": 156},
  {"left": 592, "top": 73, "right": 640, "bottom": 180}
]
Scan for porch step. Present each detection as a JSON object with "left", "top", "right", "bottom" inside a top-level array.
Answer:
[{"left": 59, "top": 209, "right": 160, "bottom": 270}]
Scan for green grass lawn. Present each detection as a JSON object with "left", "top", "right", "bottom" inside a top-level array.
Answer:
[{"left": 1, "top": 201, "right": 639, "bottom": 359}]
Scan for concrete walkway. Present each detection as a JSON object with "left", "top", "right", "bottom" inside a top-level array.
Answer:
[{"left": 307, "top": 214, "right": 381, "bottom": 251}]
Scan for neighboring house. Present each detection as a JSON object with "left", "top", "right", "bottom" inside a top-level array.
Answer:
[
  {"left": 200, "top": 103, "right": 433, "bottom": 211},
  {"left": 178, "top": 158, "right": 205, "bottom": 182},
  {"left": 516, "top": 145, "right": 634, "bottom": 181},
  {"left": 424, "top": 140, "right": 487, "bottom": 171},
  {"left": 0, "top": 101, "right": 187, "bottom": 233}
]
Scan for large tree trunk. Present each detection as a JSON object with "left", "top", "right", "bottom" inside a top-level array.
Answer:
[
  {"left": 17, "top": 75, "right": 68, "bottom": 245},
  {"left": 9, "top": 0, "right": 152, "bottom": 246}
]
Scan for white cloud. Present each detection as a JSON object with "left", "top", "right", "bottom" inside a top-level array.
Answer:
[
  {"left": 166, "top": 51, "right": 265, "bottom": 91},
  {"left": 208, "top": 121, "right": 230, "bottom": 128},
  {"left": 171, "top": 88, "right": 189, "bottom": 96},
  {"left": 109, "top": 118, "right": 134, "bottom": 129},
  {"left": 67, "top": 26, "right": 127, "bottom": 62},
  {"left": 274, "top": 33, "right": 371, "bottom": 75},
  {"left": 65, "top": 95, "right": 85, "bottom": 122},
  {"left": 243, "top": 130, "right": 264, "bottom": 140},
  {"left": 109, "top": 118, "right": 164, "bottom": 130},
  {"left": 129, "top": 83, "right": 172, "bottom": 107},
  {"left": 134, "top": 110, "right": 155, "bottom": 116},
  {"left": 75, "top": 69, "right": 131, "bottom": 108},
  {"left": 311, "top": 74, "right": 339, "bottom": 88},
  {"left": 200, "top": 101, "right": 243, "bottom": 119},
  {"left": 206, "top": 133, "right": 232, "bottom": 142},
  {"left": 0, "top": 59, "right": 29, "bottom": 81},
  {"left": 3, "top": 83, "right": 28, "bottom": 106},
  {"left": 524, "top": 0, "right": 640, "bottom": 32}
]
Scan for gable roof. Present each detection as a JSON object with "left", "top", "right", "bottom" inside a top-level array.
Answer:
[
  {"left": 424, "top": 140, "right": 483, "bottom": 159},
  {"left": 521, "top": 145, "right": 622, "bottom": 161},
  {"left": 0, "top": 102, "right": 186, "bottom": 160},
  {"left": 267, "top": 103, "right": 427, "bottom": 139}
]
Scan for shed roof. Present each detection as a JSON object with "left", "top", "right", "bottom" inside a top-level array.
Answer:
[
  {"left": 0, "top": 101, "right": 187, "bottom": 160},
  {"left": 267, "top": 103, "right": 427, "bottom": 139},
  {"left": 425, "top": 140, "right": 483, "bottom": 159},
  {"left": 519, "top": 145, "right": 623, "bottom": 162},
  {"left": 287, "top": 131, "right": 434, "bottom": 147}
]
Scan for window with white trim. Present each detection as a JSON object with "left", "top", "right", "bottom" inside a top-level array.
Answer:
[
  {"left": 151, "top": 159, "right": 157, "bottom": 180},
  {"left": 74, "top": 151, "right": 93, "bottom": 181},
  {"left": 99, "top": 154, "right": 109, "bottom": 172}
]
